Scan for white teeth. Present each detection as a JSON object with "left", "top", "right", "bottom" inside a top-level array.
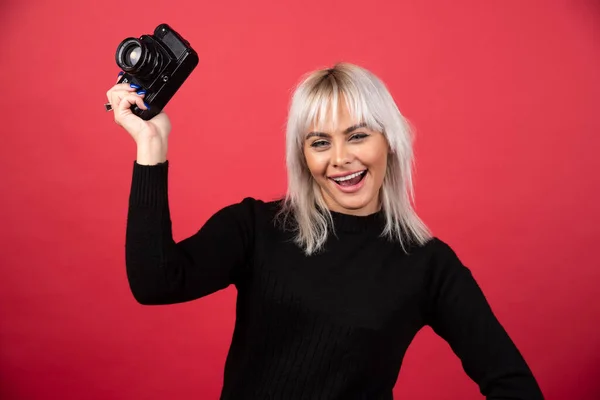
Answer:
[{"left": 332, "top": 171, "right": 365, "bottom": 182}]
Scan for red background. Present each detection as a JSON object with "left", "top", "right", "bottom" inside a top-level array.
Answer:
[{"left": 1, "top": 0, "right": 599, "bottom": 399}]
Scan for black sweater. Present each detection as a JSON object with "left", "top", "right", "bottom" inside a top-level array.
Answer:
[{"left": 125, "top": 160, "right": 544, "bottom": 399}]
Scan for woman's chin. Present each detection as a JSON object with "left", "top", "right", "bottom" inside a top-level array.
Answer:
[
  {"left": 327, "top": 193, "right": 379, "bottom": 215},
  {"left": 318, "top": 175, "right": 379, "bottom": 215}
]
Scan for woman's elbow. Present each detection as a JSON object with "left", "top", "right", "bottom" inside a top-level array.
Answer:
[{"left": 125, "top": 268, "right": 182, "bottom": 305}]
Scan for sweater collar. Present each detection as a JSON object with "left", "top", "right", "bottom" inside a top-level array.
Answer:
[{"left": 328, "top": 209, "right": 386, "bottom": 233}]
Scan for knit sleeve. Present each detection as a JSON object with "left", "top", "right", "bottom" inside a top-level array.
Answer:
[
  {"left": 124, "top": 160, "right": 256, "bottom": 305},
  {"left": 424, "top": 238, "right": 544, "bottom": 399}
]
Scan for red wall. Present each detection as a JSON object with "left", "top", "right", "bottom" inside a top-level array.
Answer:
[{"left": 1, "top": 1, "right": 598, "bottom": 399}]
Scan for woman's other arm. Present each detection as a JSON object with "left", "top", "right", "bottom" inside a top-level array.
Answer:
[{"left": 424, "top": 238, "right": 544, "bottom": 399}]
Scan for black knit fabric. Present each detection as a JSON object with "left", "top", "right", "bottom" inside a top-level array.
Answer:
[{"left": 125, "top": 160, "right": 543, "bottom": 400}]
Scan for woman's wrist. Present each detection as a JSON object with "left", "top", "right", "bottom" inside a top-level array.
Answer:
[{"left": 136, "top": 137, "right": 168, "bottom": 165}]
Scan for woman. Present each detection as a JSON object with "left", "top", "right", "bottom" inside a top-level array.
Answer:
[{"left": 106, "top": 63, "right": 544, "bottom": 399}]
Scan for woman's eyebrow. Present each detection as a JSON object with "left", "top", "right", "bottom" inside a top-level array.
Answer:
[{"left": 305, "top": 122, "right": 367, "bottom": 140}]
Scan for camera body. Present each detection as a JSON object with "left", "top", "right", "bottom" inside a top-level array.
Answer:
[{"left": 115, "top": 23, "right": 198, "bottom": 120}]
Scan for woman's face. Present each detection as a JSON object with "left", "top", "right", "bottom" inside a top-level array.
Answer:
[{"left": 303, "top": 103, "right": 389, "bottom": 216}]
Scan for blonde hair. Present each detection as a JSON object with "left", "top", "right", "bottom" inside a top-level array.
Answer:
[{"left": 275, "top": 62, "right": 432, "bottom": 255}]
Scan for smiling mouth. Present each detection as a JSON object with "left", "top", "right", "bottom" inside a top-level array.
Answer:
[{"left": 329, "top": 170, "right": 367, "bottom": 187}]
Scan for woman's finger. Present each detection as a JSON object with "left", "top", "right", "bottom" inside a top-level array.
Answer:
[
  {"left": 116, "top": 93, "right": 149, "bottom": 114},
  {"left": 106, "top": 83, "right": 139, "bottom": 107}
]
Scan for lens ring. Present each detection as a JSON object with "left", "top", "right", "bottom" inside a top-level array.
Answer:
[
  {"left": 115, "top": 35, "right": 164, "bottom": 81},
  {"left": 116, "top": 38, "right": 145, "bottom": 72}
]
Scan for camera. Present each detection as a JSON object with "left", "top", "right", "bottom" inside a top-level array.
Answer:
[{"left": 114, "top": 23, "right": 198, "bottom": 120}]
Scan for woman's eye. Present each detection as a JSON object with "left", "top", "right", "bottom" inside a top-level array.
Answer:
[
  {"left": 311, "top": 140, "right": 329, "bottom": 148},
  {"left": 350, "top": 133, "right": 368, "bottom": 141}
]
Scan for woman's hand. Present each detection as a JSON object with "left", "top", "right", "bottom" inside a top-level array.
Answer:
[{"left": 106, "top": 73, "right": 171, "bottom": 164}]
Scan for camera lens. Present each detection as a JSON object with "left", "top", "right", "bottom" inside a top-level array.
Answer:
[
  {"left": 115, "top": 37, "right": 163, "bottom": 80},
  {"left": 124, "top": 44, "right": 141, "bottom": 67}
]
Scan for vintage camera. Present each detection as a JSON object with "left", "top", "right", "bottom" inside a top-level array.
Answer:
[{"left": 114, "top": 23, "right": 198, "bottom": 120}]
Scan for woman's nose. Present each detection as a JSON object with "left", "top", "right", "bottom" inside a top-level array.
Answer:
[{"left": 332, "top": 144, "right": 352, "bottom": 167}]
